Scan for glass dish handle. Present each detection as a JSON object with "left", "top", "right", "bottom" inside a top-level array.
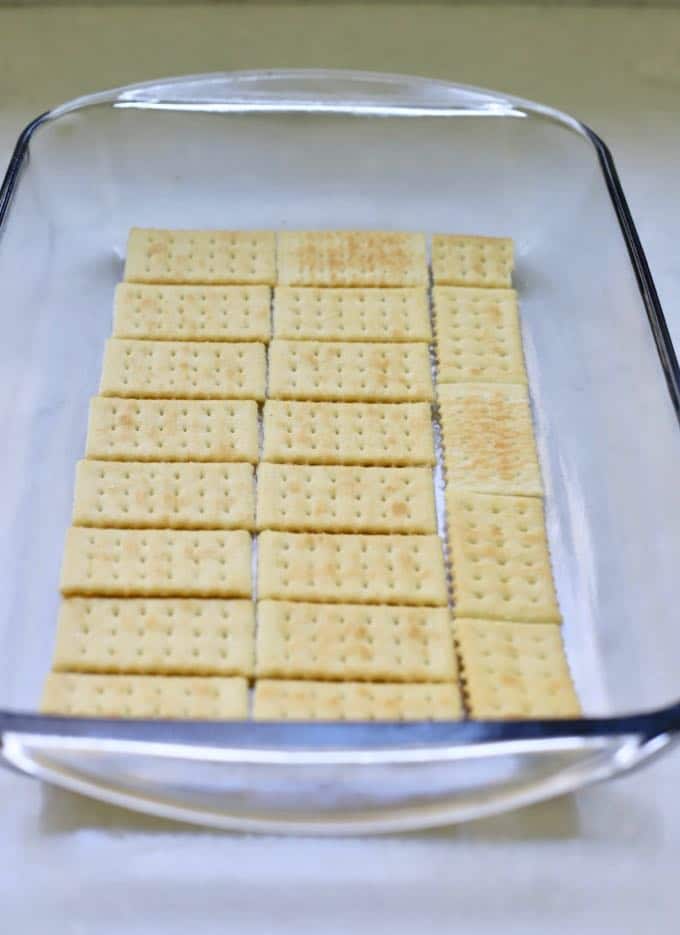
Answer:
[{"left": 1, "top": 711, "right": 678, "bottom": 833}]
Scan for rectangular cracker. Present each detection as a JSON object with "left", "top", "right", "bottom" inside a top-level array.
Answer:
[
  {"left": 439, "top": 383, "right": 542, "bottom": 497},
  {"left": 99, "top": 339, "right": 266, "bottom": 400},
  {"left": 262, "top": 401, "right": 435, "bottom": 466},
  {"left": 273, "top": 287, "right": 431, "bottom": 342},
  {"left": 277, "top": 231, "right": 428, "bottom": 287},
  {"left": 72, "top": 461, "right": 255, "bottom": 530},
  {"left": 258, "top": 531, "right": 447, "bottom": 605},
  {"left": 432, "top": 234, "right": 514, "bottom": 288},
  {"left": 85, "top": 398, "right": 258, "bottom": 463},
  {"left": 433, "top": 286, "right": 527, "bottom": 384},
  {"left": 253, "top": 680, "right": 462, "bottom": 720},
  {"left": 113, "top": 283, "right": 272, "bottom": 342},
  {"left": 455, "top": 618, "right": 580, "bottom": 718},
  {"left": 256, "top": 601, "right": 456, "bottom": 681},
  {"left": 41, "top": 673, "right": 248, "bottom": 719},
  {"left": 256, "top": 463, "right": 436, "bottom": 533},
  {"left": 53, "top": 598, "right": 254, "bottom": 676},
  {"left": 60, "top": 528, "right": 252, "bottom": 598},
  {"left": 268, "top": 340, "right": 433, "bottom": 402},
  {"left": 124, "top": 228, "right": 276, "bottom": 285},
  {"left": 447, "top": 490, "right": 561, "bottom": 622}
]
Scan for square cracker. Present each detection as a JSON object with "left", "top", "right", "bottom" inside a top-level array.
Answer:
[
  {"left": 256, "top": 463, "right": 436, "bottom": 533},
  {"left": 455, "top": 618, "right": 580, "bottom": 718},
  {"left": 258, "top": 531, "right": 447, "bottom": 606},
  {"left": 447, "top": 490, "right": 560, "bottom": 622},
  {"left": 53, "top": 598, "right": 254, "bottom": 676},
  {"left": 268, "top": 340, "right": 433, "bottom": 403},
  {"left": 73, "top": 460, "right": 255, "bottom": 530},
  {"left": 99, "top": 339, "right": 266, "bottom": 401},
  {"left": 433, "top": 286, "right": 527, "bottom": 384},
  {"left": 124, "top": 228, "right": 276, "bottom": 285},
  {"left": 273, "top": 287, "right": 431, "bottom": 342},
  {"left": 278, "top": 231, "right": 428, "bottom": 287},
  {"left": 113, "top": 283, "right": 271, "bottom": 343},
  {"left": 41, "top": 673, "right": 248, "bottom": 719},
  {"left": 256, "top": 601, "right": 456, "bottom": 681},
  {"left": 262, "top": 400, "right": 435, "bottom": 466},
  {"left": 60, "top": 527, "right": 252, "bottom": 598},
  {"left": 439, "top": 383, "right": 542, "bottom": 497},
  {"left": 85, "top": 397, "right": 259, "bottom": 463},
  {"left": 253, "top": 679, "right": 462, "bottom": 720},
  {"left": 432, "top": 235, "right": 514, "bottom": 288}
]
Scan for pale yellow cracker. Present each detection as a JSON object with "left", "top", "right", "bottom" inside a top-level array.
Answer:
[
  {"left": 113, "top": 283, "right": 272, "bottom": 342},
  {"left": 256, "top": 463, "right": 436, "bottom": 533},
  {"left": 439, "top": 383, "right": 542, "bottom": 497},
  {"left": 60, "top": 528, "right": 252, "bottom": 598},
  {"left": 124, "top": 228, "right": 276, "bottom": 285},
  {"left": 273, "top": 287, "right": 432, "bottom": 342},
  {"left": 41, "top": 673, "right": 248, "bottom": 719},
  {"left": 99, "top": 339, "right": 266, "bottom": 400},
  {"left": 433, "top": 286, "right": 527, "bottom": 384},
  {"left": 253, "top": 679, "right": 462, "bottom": 720},
  {"left": 447, "top": 490, "right": 561, "bottom": 622},
  {"left": 262, "top": 401, "right": 435, "bottom": 466},
  {"left": 256, "top": 601, "right": 456, "bottom": 681},
  {"left": 52, "top": 598, "right": 255, "bottom": 676},
  {"left": 258, "top": 531, "right": 447, "bottom": 606},
  {"left": 277, "top": 231, "right": 428, "bottom": 287},
  {"left": 432, "top": 234, "right": 514, "bottom": 288},
  {"left": 268, "top": 340, "right": 433, "bottom": 402},
  {"left": 85, "top": 398, "right": 258, "bottom": 463},
  {"left": 72, "top": 461, "right": 255, "bottom": 530},
  {"left": 455, "top": 618, "right": 580, "bottom": 718}
]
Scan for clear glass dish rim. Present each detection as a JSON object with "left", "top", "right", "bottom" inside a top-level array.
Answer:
[{"left": 1, "top": 67, "right": 678, "bottom": 755}]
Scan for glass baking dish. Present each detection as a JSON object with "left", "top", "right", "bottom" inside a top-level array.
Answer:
[{"left": 1, "top": 69, "right": 678, "bottom": 835}]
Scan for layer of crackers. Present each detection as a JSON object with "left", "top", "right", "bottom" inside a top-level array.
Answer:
[{"left": 43, "top": 229, "right": 578, "bottom": 722}]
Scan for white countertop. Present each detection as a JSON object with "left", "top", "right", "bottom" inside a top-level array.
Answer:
[{"left": 1, "top": 4, "right": 679, "bottom": 932}]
